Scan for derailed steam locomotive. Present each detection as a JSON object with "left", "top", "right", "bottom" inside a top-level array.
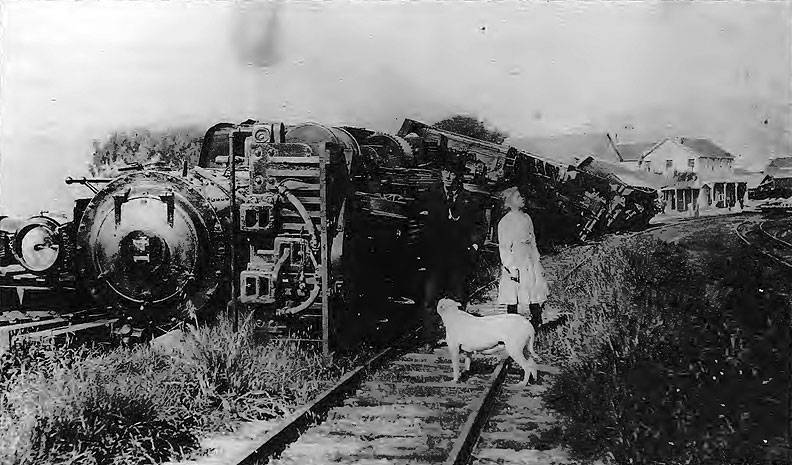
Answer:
[
  {"left": 0, "top": 117, "right": 658, "bottom": 353},
  {"left": 0, "top": 120, "right": 449, "bottom": 353}
]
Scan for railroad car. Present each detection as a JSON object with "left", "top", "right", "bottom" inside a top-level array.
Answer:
[{"left": 396, "top": 119, "right": 659, "bottom": 246}]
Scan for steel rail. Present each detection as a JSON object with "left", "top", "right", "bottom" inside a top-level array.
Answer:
[
  {"left": 733, "top": 220, "right": 792, "bottom": 270},
  {"left": 758, "top": 220, "right": 792, "bottom": 249},
  {"left": 0, "top": 311, "right": 118, "bottom": 353},
  {"left": 732, "top": 220, "right": 753, "bottom": 247},
  {"left": 232, "top": 327, "right": 420, "bottom": 465},
  {"left": 444, "top": 357, "right": 511, "bottom": 465}
]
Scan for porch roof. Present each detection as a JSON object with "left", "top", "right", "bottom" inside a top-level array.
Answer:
[
  {"left": 660, "top": 181, "right": 698, "bottom": 191},
  {"left": 660, "top": 179, "right": 747, "bottom": 191},
  {"left": 699, "top": 179, "right": 747, "bottom": 187}
]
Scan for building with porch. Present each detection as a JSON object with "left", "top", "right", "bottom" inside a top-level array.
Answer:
[
  {"left": 640, "top": 137, "right": 735, "bottom": 179},
  {"left": 661, "top": 178, "right": 746, "bottom": 213},
  {"left": 644, "top": 138, "right": 746, "bottom": 213}
]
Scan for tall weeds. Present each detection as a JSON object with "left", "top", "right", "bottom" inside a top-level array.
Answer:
[
  {"left": 542, "top": 234, "right": 789, "bottom": 464},
  {"left": 0, "top": 313, "right": 352, "bottom": 465}
]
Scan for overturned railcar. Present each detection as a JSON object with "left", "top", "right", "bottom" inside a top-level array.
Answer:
[{"left": 395, "top": 119, "right": 660, "bottom": 247}]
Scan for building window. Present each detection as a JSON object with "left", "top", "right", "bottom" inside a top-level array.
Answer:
[
  {"left": 687, "top": 159, "right": 695, "bottom": 168},
  {"left": 666, "top": 160, "right": 673, "bottom": 169}
]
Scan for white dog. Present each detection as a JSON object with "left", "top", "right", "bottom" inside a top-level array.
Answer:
[{"left": 436, "top": 298, "right": 538, "bottom": 386}]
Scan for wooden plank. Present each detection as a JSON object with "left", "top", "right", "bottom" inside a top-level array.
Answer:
[
  {"left": 0, "top": 317, "right": 67, "bottom": 333},
  {"left": 0, "top": 285, "right": 57, "bottom": 290},
  {"left": 362, "top": 380, "right": 486, "bottom": 390},
  {"left": 12, "top": 275, "right": 46, "bottom": 282},
  {"left": 268, "top": 156, "right": 320, "bottom": 164},
  {"left": 268, "top": 169, "right": 320, "bottom": 178},
  {"left": 281, "top": 210, "right": 321, "bottom": 219},
  {"left": 399, "top": 353, "right": 559, "bottom": 374},
  {"left": 0, "top": 318, "right": 69, "bottom": 353},
  {"left": 16, "top": 318, "right": 118, "bottom": 342},
  {"left": 295, "top": 196, "right": 321, "bottom": 205},
  {"left": 282, "top": 222, "right": 314, "bottom": 231}
]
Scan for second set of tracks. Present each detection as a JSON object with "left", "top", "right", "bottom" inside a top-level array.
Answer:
[{"left": 733, "top": 217, "right": 792, "bottom": 270}]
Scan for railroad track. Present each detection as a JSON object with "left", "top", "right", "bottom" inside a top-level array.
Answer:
[
  {"left": 0, "top": 309, "right": 120, "bottom": 354},
  {"left": 218, "top": 326, "right": 563, "bottom": 465},
  {"left": 733, "top": 219, "right": 792, "bottom": 270},
  {"left": 200, "top": 228, "right": 653, "bottom": 465}
]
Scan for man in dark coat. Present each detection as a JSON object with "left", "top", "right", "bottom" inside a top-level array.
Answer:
[{"left": 418, "top": 157, "right": 487, "bottom": 351}]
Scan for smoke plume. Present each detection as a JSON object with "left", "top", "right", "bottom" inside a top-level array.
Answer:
[{"left": 231, "top": 1, "right": 281, "bottom": 68}]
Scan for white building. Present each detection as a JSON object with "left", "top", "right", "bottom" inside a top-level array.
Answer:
[{"left": 639, "top": 138, "right": 745, "bottom": 212}]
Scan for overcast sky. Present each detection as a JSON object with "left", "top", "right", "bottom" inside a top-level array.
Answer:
[{"left": 1, "top": 1, "right": 789, "bottom": 215}]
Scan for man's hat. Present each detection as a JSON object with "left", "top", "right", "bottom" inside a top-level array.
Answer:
[{"left": 438, "top": 155, "right": 466, "bottom": 175}]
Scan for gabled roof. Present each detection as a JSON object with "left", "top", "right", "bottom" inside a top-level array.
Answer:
[
  {"left": 678, "top": 138, "right": 734, "bottom": 159},
  {"left": 615, "top": 142, "right": 659, "bottom": 162},
  {"left": 507, "top": 133, "right": 622, "bottom": 166},
  {"left": 767, "top": 169, "right": 792, "bottom": 180},
  {"left": 765, "top": 157, "right": 792, "bottom": 174}
]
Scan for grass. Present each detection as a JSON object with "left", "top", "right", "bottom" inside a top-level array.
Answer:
[
  {"left": 0, "top": 313, "right": 366, "bottom": 465},
  {"left": 540, "top": 231, "right": 789, "bottom": 464}
]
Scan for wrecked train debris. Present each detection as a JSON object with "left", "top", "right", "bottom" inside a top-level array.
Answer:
[
  {"left": 0, "top": 117, "right": 661, "bottom": 353},
  {"left": 395, "top": 118, "right": 660, "bottom": 246}
]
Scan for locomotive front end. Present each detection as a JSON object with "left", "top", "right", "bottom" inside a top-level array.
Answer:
[{"left": 74, "top": 171, "right": 227, "bottom": 316}]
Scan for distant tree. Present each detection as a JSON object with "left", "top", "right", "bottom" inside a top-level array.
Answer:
[
  {"left": 89, "top": 127, "right": 205, "bottom": 176},
  {"left": 433, "top": 115, "right": 508, "bottom": 144}
]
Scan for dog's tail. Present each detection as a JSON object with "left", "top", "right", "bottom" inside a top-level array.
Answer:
[{"left": 526, "top": 328, "right": 540, "bottom": 361}]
